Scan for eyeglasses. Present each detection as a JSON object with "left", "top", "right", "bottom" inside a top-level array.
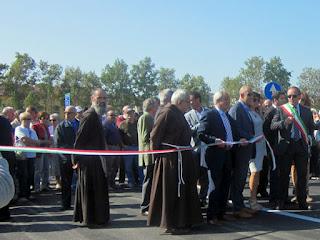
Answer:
[
  {"left": 50, "top": 119, "right": 57, "bottom": 122},
  {"left": 247, "top": 93, "right": 253, "bottom": 97},
  {"left": 288, "top": 94, "right": 298, "bottom": 99}
]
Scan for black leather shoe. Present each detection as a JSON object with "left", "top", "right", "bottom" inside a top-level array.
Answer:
[{"left": 299, "top": 204, "right": 312, "bottom": 210}]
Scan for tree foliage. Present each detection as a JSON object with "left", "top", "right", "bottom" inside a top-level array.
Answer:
[
  {"left": 179, "top": 74, "right": 211, "bottom": 106},
  {"left": 264, "top": 57, "right": 291, "bottom": 90},
  {"left": 299, "top": 67, "right": 320, "bottom": 109}
]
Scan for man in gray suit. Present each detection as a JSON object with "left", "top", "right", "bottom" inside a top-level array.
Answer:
[
  {"left": 229, "top": 86, "right": 256, "bottom": 218},
  {"left": 185, "top": 91, "right": 209, "bottom": 206}
]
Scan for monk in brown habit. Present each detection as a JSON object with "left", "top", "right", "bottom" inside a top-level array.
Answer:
[
  {"left": 147, "top": 89, "right": 203, "bottom": 234},
  {"left": 73, "top": 88, "right": 110, "bottom": 227}
]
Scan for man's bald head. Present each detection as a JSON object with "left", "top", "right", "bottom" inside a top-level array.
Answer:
[{"left": 239, "top": 85, "right": 254, "bottom": 106}]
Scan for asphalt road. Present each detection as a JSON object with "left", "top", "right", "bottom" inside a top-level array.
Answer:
[{"left": 1, "top": 180, "right": 320, "bottom": 240}]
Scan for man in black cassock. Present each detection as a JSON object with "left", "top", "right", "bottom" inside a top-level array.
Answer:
[{"left": 72, "top": 88, "right": 110, "bottom": 227}]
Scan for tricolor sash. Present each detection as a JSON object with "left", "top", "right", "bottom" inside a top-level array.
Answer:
[{"left": 280, "top": 103, "right": 309, "bottom": 144}]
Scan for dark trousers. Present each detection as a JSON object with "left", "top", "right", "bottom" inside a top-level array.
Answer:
[
  {"left": 17, "top": 158, "right": 35, "bottom": 198},
  {"left": 141, "top": 164, "right": 154, "bottom": 213},
  {"left": 193, "top": 151, "right": 209, "bottom": 202},
  {"left": 269, "top": 153, "right": 282, "bottom": 202},
  {"left": 279, "top": 140, "right": 308, "bottom": 206},
  {"left": 231, "top": 145, "right": 252, "bottom": 211},
  {"left": 106, "top": 146, "right": 120, "bottom": 187},
  {"left": 310, "top": 145, "right": 319, "bottom": 177},
  {"left": 118, "top": 157, "right": 125, "bottom": 184},
  {"left": 207, "top": 152, "right": 232, "bottom": 220},
  {"left": 258, "top": 156, "right": 269, "bottom": 194},
  {"left": 60, "top": 158, "right": 73, "bottom": 208}
]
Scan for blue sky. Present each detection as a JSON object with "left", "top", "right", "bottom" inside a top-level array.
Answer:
[{"left": 1, "top": 1, "right": 319, "bottom": 92}]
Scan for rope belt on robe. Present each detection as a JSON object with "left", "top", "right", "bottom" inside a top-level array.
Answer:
[{"left": 162, "top": 135, "right": 276, "bottom": 197}]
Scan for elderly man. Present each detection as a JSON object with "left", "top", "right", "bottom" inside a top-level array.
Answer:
[
  {"left": 198, "top": 91, "right": 238, "bottom": 225},
  {"left": 228, "top": 85, "right": 256, "bottom": 218},
  {"left": 185, "top": 91, "right": 209, "bottom": 207},
  {"left": 138, "top": 98, "right": 158, "bottom": 216},
  {"left": 102, "top": 109, "right": 122, "bottom": 189},
  {"left": 73, "top": 88, "right": 110, "bottom": 227},
  {"left": 155, "top": 89, "right": 173, "bottom": 120},
  {"left": 2, "top": 107, "right": 15, "bottom": 123},
  {"left": 0, "top": 114, "right": 15, "bottom": 221},
  {"left": 271, "top": 86, "right": 314, "bottom": 210},
  {"left": 54, "top": 106, "right": 77, "bottom": 210},
  {"left": 147, "top": 89, "right": 202, "bottom": 234}
]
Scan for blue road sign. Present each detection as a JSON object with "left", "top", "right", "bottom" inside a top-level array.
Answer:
[
  {"left": 64, "top": 93, "right": 71, "bottom": 107},
  {"left": 264, "top": 82, "right": 282, "bottom": 100}
]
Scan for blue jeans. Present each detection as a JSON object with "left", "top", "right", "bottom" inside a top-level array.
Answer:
[{"left": 123, "top": 146, "right": 144, "bottom": 186}]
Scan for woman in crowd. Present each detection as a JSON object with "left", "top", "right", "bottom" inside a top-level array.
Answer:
[{"left": 248, "top": 92, "right": 267, "bottom": 210}]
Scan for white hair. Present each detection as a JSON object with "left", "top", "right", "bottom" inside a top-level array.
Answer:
[
  {"left": 50, "top": 113, "right": 60, "bottom": 120},
  {"left": 171, "top": 89, "right": 189, "bottom": 105},
  {"left": 213, "top": 91, "right": 229, "bottom": 105},
  {"left": 159, "top": 89, "right": 174, "bottom": 106},
  {"left": 2, "top": 107, "right": 14, "bottom": 115}
]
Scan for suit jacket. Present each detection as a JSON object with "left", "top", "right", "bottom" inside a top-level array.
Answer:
[
  {"left": 0, "top": 116, "right": 15, "bottom": 173},
  {"left": 184, "top": 107, "right": 209, "bottom": 148},
  {"left": 229, "top": 101, "right": 256, "bottom": 158},
  {"left": 263, "top": 106, "right": 278, "bottom": 147},
  {"left": 198, "top": 108, "right": 239, "bottom": 170},
  {"left": 54, "top": 120, "right": 76, "bottom": 162},
  {"left": 137, "top": 112, "right": 154, "bottom": 166},
  {"left": 271, "top": 104, "right": 314, "bottom": 150}
]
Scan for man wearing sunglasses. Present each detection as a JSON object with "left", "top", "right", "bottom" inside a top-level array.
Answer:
[{"left": 271, "top": 86, "right": 314, "bottom": 210}]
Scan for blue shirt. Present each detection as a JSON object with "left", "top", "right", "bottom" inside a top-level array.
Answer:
[{"left": 102, "top": 120, "right": 122, "bottom": 145}]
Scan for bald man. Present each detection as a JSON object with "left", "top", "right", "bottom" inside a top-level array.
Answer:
[
  {"left": 229, "top": 85, "right": 256, "bottom": 218},
  {"left": 54, "top": 105, "right": 77, "bottom": 211}
]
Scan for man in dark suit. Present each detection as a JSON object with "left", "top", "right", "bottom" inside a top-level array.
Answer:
[
  {"left": 262, "top": 91, "right": 287, "bottom": 207},
  {"left": 228, "top": 85, "right": 256, "bottom": 218},
  {"left": 271, "top": 86, "right": 314, "bottom": 210},
  {"left": 54, "top": 106, "right": 77, "bottom": 211},
  {"left": 0, "top": 115, "right": 15, "bottom": 221},
  {"left": 185, "top": 91, "right": 209, "bottom": 206},
  {"left": 198, "top": 91, "right": 238, "bottom": 225}
]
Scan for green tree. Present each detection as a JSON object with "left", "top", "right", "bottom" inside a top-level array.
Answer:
[
  {"left": 179, "top": 74, "right": 211, "bottom": 106},
  {"left": 299, "top": 67, "right": 320, "bottom": 109},
  {"left": 158, "top": 67, "right": 179, "bottom": 91},
  {"left": 239, "top": 56, "right": 265, "bottom": 91},
  {"left": 220, "top": 76, "right": 243, "bottom": 104},
  {"left": 130, "top": 57, "right": 159, "bottom": 106},
  {"left": 101, "top": 59, "right": 134, "bottom": 112},
  {"left": 78, "top": 71, "right": 101, "bottom": 108},
  {"left": 3, "top": 52, "right": 36, "bottom": 109},
  {"left": 62, "top": 67, "right": 83, "bottom": 106},
  {"left": 39, "top": 61, "right": 63, "bottom": 112},
  {"left": 24, "top": 90, "right": 40, "bottom": 109},
  {"left": 264, "top": 57, "right": 291, "bottom": 90}
]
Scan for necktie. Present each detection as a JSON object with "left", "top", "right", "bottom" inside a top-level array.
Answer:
[
  {"left": 221, "top": 112, "right": 233, "bottom": 143},
  {"left": 293, "top": 106, "right": 300, "bottom": 141}
]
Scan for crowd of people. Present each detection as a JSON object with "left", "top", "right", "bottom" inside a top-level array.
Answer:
[{"left": 0, "top": 86, "right": 320, "bottom": 234}]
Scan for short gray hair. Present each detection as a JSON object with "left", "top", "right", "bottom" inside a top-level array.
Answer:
[
  {"left": 171, "top": 89, "right": 189, "bottom": 105},
  {"left": 213, "top": 91, "right": 229, "bottom": 105},
  {"left": 2, "top": 107, "right": 14, "bottom": 115},
  {"left": 50, "top": 113, "right": 60, "bottom": 121},
  {"left": 159, "top": 89, "right": 174, "bottom": 106},
  {"left": 143, "top": 98, "right": 157, "bottom": 112}
]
